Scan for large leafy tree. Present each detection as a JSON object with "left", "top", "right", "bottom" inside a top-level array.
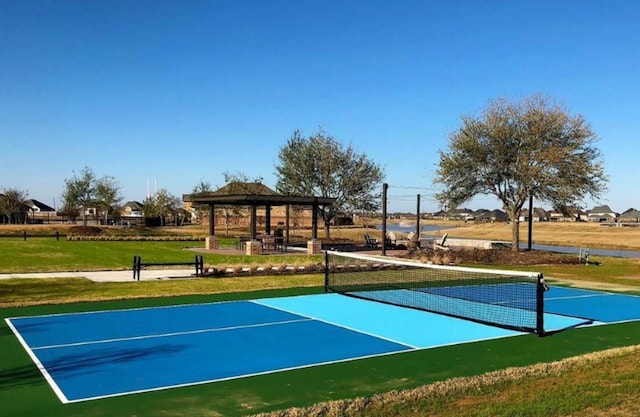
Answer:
[
  {"left": 0, "top": 188, "right": 28, "bottom": 224},
  {"left": 435, "top": 95, "right": 608, "bottom": 251},
  {"left": 95, "top": 175, "right": 123, "bottom": 225},
  {"left": 62, "top": 167, "right": 96, "bottom": 226},
  {"left": 62, "top": 167, "right": 123, "bottom": 226},
  {"left": 143, "top": 189, "right": 182, "bottom": 226},
  {"left": 275, "top": 129, "right": 384, "bottom": 237}
]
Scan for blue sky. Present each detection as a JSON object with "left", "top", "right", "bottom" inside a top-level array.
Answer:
[{"left": 1, "top": 0, "right": 638, "bottom": 213}]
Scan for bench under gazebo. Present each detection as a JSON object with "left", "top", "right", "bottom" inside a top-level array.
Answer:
[{"left": 183, "top": 182, "right": 336, "bottom": 255}]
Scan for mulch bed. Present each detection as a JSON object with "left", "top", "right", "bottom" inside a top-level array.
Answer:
[{"left": 403, "top": 247, "right": 586, "bottom": 266}]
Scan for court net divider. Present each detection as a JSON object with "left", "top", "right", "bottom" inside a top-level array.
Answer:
[{"left": 323, "top": 250, "right": 546, "bottom": 336}]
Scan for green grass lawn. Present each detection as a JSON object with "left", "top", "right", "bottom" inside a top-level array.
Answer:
[
  {"left": 1, "top": 238, "right": 640, "bottom": 416},
  {"left": 2, "top": 288, "right": 640, "bottom": 417},
  {"left": 0, "top": 238, "right": 323, "bottom": 273}
]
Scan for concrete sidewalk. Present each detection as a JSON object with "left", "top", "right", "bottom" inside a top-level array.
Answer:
[{"left": 0, "top": 269, "right": 200, "bottom": 282}]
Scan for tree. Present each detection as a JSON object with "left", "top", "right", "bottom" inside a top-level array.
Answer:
[
  {"left": 191, "top": 180, "right": 214, "bottom": 226},
  {"left": 217, "top": 171, "right": 261, "bottom": 237},
  {"left": 275, "top": 129, "right": 385, "bottom": 237},
  {"left": 434, "top": 95, "right": 608, "bottom": 251},
  {"left": 143, "top": 189, "right": 181, "bottom": 226},
  {"left": 62, "top": 167, "right": 96, "bottom": 226},
  {"left": 62, "top": 167, "right": 123, "bottom": 226},
  {"left": 95, "top": 175, "right": 123, "bottom": 225},
  {"left": 0, "top": 188, "right": 28, "bottom": 224}
]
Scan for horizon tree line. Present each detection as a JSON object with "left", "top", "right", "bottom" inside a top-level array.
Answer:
[{"left": 2, "top": 94, "right": 609, "bottom": 251}]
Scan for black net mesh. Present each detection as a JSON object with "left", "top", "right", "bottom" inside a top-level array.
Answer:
[{"left": 325, "top": 251, "right": 544, "bottom": 333}]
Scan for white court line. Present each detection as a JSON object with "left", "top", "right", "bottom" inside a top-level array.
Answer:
[
  {"left": 4, "top": 318, "right": 70, "bottom": 404},
  {"left": 5, "top": 298, "right": 242, "bottom": 321},
  {"left": 63, "top": 346, "right": 409, "bottom": 404},
  {"left": 252, "top": 296, "right": 528, "bottom": 350},
  {"left": 546, "top": 293, "right": 615, "bottom": 302},
  {"left": 30, "top": 318, "right": 313, "bottom": 350},
  {"left": 251, "top": 299, "right": 423, "bottom": 350}
]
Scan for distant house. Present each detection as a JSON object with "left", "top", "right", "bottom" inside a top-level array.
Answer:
[
  {"left": 619, "top": 208, "right": 640, "bottom": 223},
  {"left": 519, "top": 207, "right": 548, "bottom": 222},
  {"left": 448, "top": 208, "right": 475, "bottom": 221},
  {"left": 548, "top": 207, "right": 585, "bottom": 222},
  {"left": 119, "top": 201, "right": 145, "bottom": 226},
  {"left": 24, "top": 199, "right": 55, "bottom": 213},
  {"left": 587, "top": 205, "right": 618, "bottom": 222},
  {"left": 472, "top": 209, "right": 491, "bottom": 221},
  {"left": 431, "top": 209, "right": 448, "bottom": 220},
  {"left": 469, "top": 208, "right": 507, "bottom": 222},
  {"left": 24, "top": 199, "right": 56, "bottom": 223},
  {"left": 122, "top": 201, "right": 144, "bottom": 218},
  {"left": 488, "top": 209, "right": 508, "bottom": 222}
]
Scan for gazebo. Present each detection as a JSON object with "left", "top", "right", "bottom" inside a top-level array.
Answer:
[{"left": 182, "top": 182, "right": 336, "bottom": 255}]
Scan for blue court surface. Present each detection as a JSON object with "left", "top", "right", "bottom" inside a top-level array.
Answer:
[{"left": 6, "top": 286, "right": 640, "bottom": 403}]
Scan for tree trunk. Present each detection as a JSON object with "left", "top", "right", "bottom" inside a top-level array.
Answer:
[
  {"left": 511, "top": 219, "right": 520, "bottom": 252},
  {"left": 324, "top": 221, "right": 331, "bottom": 239}
]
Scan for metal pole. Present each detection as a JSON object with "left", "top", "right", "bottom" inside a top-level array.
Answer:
[
  {"left": 381, "top": 183, "right": 388, "bottom": 256},
  {"left": 536, "top": 273, "right": 545, "bottom": 336},
  {"left": 527, "top": 195, "right": 533, "bottom": 251},
  {"left": 416, "top": 194, "right": 421, "bottom": 241}
]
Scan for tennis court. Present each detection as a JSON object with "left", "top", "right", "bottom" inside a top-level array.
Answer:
[{"left": 7, "top": 281, "right": 639, "bottom": 404}]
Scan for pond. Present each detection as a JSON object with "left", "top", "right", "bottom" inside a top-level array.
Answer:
[{"left": 376, "top": 224, "right": 456, "bottom": 234}]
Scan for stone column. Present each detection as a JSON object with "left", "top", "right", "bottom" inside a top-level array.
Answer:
[
  {"left": 307, "top": 239, "right": 322, "bottom": 254},
  {"left": 205, "top": 236, "right": 219, "bottom": 250},
  {"left": 246, "top": 240, "right": 263, "bottom": 255}
]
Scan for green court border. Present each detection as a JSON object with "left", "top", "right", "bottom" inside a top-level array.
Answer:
[{"left": 2, "top": 287, "right": 640, "bottom": 417}]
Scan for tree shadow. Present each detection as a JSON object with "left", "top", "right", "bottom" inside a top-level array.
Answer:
[
  {"left": 45, "top": 343, "right": 189, "bottom": 378},
  {"left": 1, "top": 343, "right": 188, "bottom": 392},
  {"left": 0, "top": 363, "right": 43, "bottom": 390}
]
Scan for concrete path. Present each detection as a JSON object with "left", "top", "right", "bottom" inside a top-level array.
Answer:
[{"left": 0, "top": 269, "right": 199, "bottom": 282}]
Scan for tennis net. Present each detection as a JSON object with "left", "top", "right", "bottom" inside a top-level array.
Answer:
[{"left": 324, "top": 251, "right": 546, "bottom": 335}]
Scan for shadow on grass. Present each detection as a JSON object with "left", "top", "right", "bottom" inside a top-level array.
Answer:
[
  {"left": 0, "top": 325, "right": 13, "bottom": 337},
  {"left": 0, "top": 363, "right": 43, "bottom": 390}
]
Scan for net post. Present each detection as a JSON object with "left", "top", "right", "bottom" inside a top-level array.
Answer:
[
  {"left": 324, "top": 251, "right": 329, "bottom": 293},
  {"left": 536, "top": 273, "right": 545, "bottom": 336}
]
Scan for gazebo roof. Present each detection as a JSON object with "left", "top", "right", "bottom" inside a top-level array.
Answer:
[{"left": 182, "top": 182, "right": 336, "bottom": 206}]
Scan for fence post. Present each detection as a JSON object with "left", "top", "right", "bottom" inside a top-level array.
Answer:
[
  {"left": 195, "top": 255, "right": 203, "bottom": 276},
  {"left": 133, "top": 256, "right": 140, "bottom": 281}
]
